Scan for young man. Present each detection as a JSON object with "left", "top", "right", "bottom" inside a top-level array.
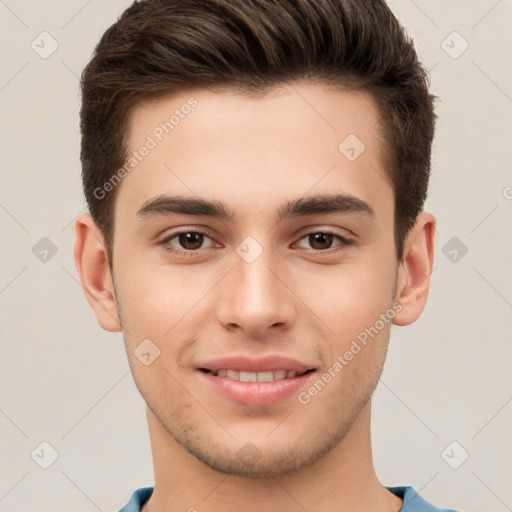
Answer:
[{"left": 74, "top": 1, "right": 458, "bottom": 511}]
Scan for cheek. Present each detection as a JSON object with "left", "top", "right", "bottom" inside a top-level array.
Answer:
[
  {"left": 116, "top": 263, "right": 203, "bottom": 338},
  {"left": 312, "top": 260, "right": 397, "bottom": 342},
  {"left": 116, "top": 268, "right": 197, "bottom": 394}
]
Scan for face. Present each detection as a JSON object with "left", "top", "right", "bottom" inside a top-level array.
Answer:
[{"left": 109, "top": 82, "right": 400, "bottom": 476}]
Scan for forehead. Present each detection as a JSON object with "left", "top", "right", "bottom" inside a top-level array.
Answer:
[
  {"left": 117, "top": 82, "right": 391, "bottom": 222},
  {"left": 127, "top": 82, "right": 384, "bottom": 154}
]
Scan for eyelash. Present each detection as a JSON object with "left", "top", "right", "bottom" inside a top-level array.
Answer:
[{"left": 160, "top": 228, "right": 354, "bottom": 257}]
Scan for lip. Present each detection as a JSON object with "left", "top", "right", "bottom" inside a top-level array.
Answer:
[
  {"left": 196, "top": 354, "right": 317, "bottom": 406},
  {"left": 198, "top": 354, "right": 315, "bottom": 374},
  {"left": 198, "top": 370, "right": 317, "bottom": 406}
]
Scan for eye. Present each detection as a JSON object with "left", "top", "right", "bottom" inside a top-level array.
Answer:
[
  {"left": 159, "top": 228, "right": 354, "bottom": 257},
  {"left": 294, "top": 231, "right": 353, "bottom": 253},
  {"left": 160, "top": 229, "right": 221, "bottom": 255}
]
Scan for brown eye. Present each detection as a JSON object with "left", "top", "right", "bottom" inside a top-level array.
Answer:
[
  {"left": 308, "top": 232, "right": 335, "bottom": 250},
  {"left": 178, "top": 232, "right": 204, "bottom": 250},
  {"left": 160, "top": 229, "right": 220, "bottom": 256},
  {"left": 294, "top": 230, "right": 353, "bottom": 254}
]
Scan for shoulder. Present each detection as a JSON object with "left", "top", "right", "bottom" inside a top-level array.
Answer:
[
  {"left": 387, "top": 486, "right": 461, "bottom": 512},
  {"left": 119, "top": 485, "right": 461, "bottom": 512},
  {"left": 118, "top": 487, "right": 154, "bottom": 512}
]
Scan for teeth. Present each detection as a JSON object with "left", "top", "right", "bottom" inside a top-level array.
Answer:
[
  {"left": 257, "top": 371, "right": 275, "bottom": 382},
  {"left": 239, "top": 371, "right": 257, "bottom": 382},
  {"left": 274, "top": 370, "right": 287, "bottom": 380},
  {"left": 211, "top": 369, "right": 303, "bottom": 382}
]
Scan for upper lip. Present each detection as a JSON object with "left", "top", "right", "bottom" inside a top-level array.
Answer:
[{"left": 198, "top": 354, "right": 316, "bottom": 373}]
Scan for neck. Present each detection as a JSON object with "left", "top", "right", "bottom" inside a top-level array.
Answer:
[{"left": 141, "top": 401, "right": 403, "bottom": 512}]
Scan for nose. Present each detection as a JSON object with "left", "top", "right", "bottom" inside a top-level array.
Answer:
[{"left": 215, "top": 243, "right": 297, "bottom": 338}]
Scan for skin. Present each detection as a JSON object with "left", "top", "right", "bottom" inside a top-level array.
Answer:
[{"left": 74, "top": 81, "right": 435, "bottom": 512}]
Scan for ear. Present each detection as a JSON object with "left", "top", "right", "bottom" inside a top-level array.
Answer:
[
  {"left": 392, "top": 212, "right": 436, "bottom": 326},
  {"left": 73, "top": 213, "right": 122, "bottom": 332}
]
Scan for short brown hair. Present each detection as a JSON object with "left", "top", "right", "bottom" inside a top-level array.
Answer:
[{"left": 80, "top": 0, "right": 436, "bottom": 266}]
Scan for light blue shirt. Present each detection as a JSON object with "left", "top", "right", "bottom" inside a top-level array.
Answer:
[{"left": 119, "top": 485, "right": 460, "bottom": 511}]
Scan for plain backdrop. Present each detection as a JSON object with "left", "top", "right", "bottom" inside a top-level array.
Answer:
[{"left": 0, "top": 1, "right": 511, "bottom": 511}]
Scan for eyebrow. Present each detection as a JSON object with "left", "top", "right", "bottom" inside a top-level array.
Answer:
[{"left": 136, "top": 193, "right": 375, "bottom": 221}]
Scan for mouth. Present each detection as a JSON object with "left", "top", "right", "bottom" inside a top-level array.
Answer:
[
  {"left": 196, "top": 354, "right": 318, "bottom": 406},
  {"left": 198, "top": 367, "right": 316, "bottom": 382}
]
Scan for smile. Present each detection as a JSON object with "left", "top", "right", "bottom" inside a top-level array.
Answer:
[{"left": 200, "top": 368, "right": 314, "bottom": 382}]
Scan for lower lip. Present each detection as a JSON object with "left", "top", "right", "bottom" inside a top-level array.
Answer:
[{"left": 197, "top": 370, "right": 316, "bottom": 406}]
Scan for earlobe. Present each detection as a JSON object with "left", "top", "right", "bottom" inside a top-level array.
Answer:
[
  {"left": 74, "top": 213, "right": 122, "bottom": 332},
  {"left": 392, "top": 212, "right": 436, "bottom": 326}
]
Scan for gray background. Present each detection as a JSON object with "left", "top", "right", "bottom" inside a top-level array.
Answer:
[{"left": 0, "top": 1, "right": 511, "bottom": 510}]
